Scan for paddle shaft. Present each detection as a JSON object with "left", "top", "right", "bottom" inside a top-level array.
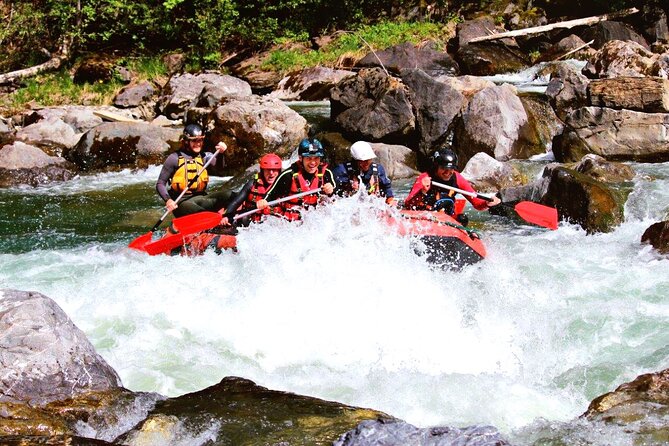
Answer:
[
  {"left": 431, "top": 180, "right": 495, "bottom": 202},
  {"left": 233, "top": 187, "right": 323, "bottom": 221},
  {"left": 151, "top": 150, "right": 219, "bottom": 232}
]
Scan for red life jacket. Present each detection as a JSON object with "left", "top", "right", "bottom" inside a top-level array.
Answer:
[
  {"left": 241, "top": 174, "right": 271, "bottom": 221},
  {"left": 280, "top": 163, "right": 327, "bottom": 221}
]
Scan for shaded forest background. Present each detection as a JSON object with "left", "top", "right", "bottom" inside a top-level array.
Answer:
[{"left": 1, "top": 0, "right": 638, "bottom": 73}]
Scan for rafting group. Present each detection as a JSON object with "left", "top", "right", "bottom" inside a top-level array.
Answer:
[{"left": 129, "top": 124, "right": 558, "bottom": 267}]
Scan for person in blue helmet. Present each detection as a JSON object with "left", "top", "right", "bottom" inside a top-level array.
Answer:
[
  {"left": 255, "top": 137, "right": 336, "bottom": 221},
  {"left": 333, "top": 141, "right": 396, "bottom": 205}
]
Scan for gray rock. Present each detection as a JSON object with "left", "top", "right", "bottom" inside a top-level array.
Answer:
[
  {"left": 0, "top": 289, "right": 122, "bottom": 405},
  {"left": 114, "top": 81, "right": 156, "bottom": 108},
  {"left": 334, "top": 419, "right": 511, "bottom": 446},
  {"left": 356, "top": 41, "right": 459, "bottom": 77},
  {"left": 268, "top": 66, "right": 355, "bottom": 101},
  {"left": 16, "top": 116, "right": 81, "bottom": 150}
]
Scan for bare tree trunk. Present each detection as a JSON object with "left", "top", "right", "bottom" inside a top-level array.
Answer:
[
  {"left": 468, "top": 7, "right": 639, "bottom": 43},
  {"left": 0, "top": 37, "right": 71, "bottom": 85}
]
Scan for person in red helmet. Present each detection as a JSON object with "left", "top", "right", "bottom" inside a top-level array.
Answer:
[{"left": 220, "top": 153, "right": 283, "bottom": 225}]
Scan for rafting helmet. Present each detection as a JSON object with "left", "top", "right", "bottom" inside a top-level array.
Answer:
[
  {"left": 183, "top": 123, "right": 205, "bottom": 140},
  {"left": 350, "top": 141, "right": 376, "bottom": 161},
  {"left": 259, "top": 153, "right": 282, "bottom": 169},
  {"left": 298, "top": 138, "right": 325, "bottom": 157},
  {"left": 432, "top": 148, "right": 458, "bottom": 169}
]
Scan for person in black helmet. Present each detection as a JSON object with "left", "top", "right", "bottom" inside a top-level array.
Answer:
[
  {"left": 404, "top": 148, "right": 500, "bottom": 218},
  {"left": 155, "top": 123, "right": 233, "bottom": 217},
  {"left": 255, "top": 137, "right": 336, "bottom": 221}
]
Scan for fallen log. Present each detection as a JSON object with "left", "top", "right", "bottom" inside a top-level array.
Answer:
[
  {"left": 0, "top": 39, "right": 71, "bottom": 85},
  {"left": 468, "top": 8, "right": 639, "bottom": 43}
]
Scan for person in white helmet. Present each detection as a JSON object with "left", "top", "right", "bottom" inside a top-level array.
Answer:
[{"left": 333, "top": 141, "right": 396, "bottom": 205}]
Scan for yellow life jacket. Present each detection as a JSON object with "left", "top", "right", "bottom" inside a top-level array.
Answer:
[{"left": 170, "top": 154, "right": 209, "bottom": 193}]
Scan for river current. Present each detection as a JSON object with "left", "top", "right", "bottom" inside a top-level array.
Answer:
[{"left": 1, "top": 101, "right": 668, "bottom": 445}]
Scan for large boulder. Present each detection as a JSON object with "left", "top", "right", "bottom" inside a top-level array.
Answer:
[
  {"left": 268, "top": 67, "right": 355, "bottom": 101},
  {"left": 157, "top": 72, "right": 252, "bottom": 120},
  {"left": 116, "top": 376, "right": 390, "bottom": 446},
  {"left": 578, "top": 21, "right": 649, "bottom": 50},
  {"left": 641, "top": 221, "right": 669, "bottom": 255},
  {"left": 0, "top": 141, "right": 77, "bottom": 187},
  {"left": 545, "top": 61, "right": 590, "bottom": 121},
  {"left": 207, "top": 96, "right": 308, "bottom": 172},
  {"left": 65, "top": 122, "right": 182, "bottom": 170},
  {"left": 454, "top": 84, "right": 528, "bottom": 164},
  {"left": 588, "top": 76, "right": 669, "bottom": 112},
  {"left": 553, "top": 106, "right": 669, "bottom": 163},
  {"left": 335, "top": 419, "right": 510, "bottom": 446},
  {"left": 0, "top": 290, "right": 122, "bottom": 406},
  {"left": 583, "top": 368, "right": 669, "bottom": 442},
  {"left": 15, "top": 116, "right": 81, "bottom": 152},
  {"left": 583, "top": 40, "right": 662, "bottom": 78},
  {"left": 542, "top": 165, "right": 626, "bottom": 233},
  {"left": 573, "top": 154, "right": 635, "bottom": 183},
  {"left": 330, "top": 68, "right": 415, "bottom": 143},
  {"left": 355, "top": 41, "right": 459, "bottom": 77},
  {"left": 518, "top": 94, "right": 564, "bottom": 157},
  {"left": 400, "top": 68, "right": 466, "bottom": 155},
  {"left": 461, "top": 152, "right": 523, "bottom": 192},
  {"left": 113, "top": 81, "right": 157, "bottom": 109}
]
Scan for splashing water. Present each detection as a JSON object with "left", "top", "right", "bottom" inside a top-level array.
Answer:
[{"left": 1, "top": 162, "right": 668, "bottom": 444}]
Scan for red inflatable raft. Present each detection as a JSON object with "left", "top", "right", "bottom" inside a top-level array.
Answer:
[{"left": 387, "top": 209, "right": 486, "bottom": 268}]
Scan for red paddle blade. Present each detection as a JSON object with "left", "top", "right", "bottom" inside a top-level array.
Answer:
[
  {"left": 513, "top": 201, "right": 558, "bottom": 230},
  {"left": 128, "top": 231, "right": 154, "bottom": 250},
  {"left": 132, "top": 212, "right": 222, "bottom": 255}
]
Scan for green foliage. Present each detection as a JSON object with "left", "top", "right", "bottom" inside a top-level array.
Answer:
[{"left": 262, "top": 20, "right": 451, "bottom": 72}]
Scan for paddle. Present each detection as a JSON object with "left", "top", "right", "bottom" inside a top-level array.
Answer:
[
  {"left": 431, "top": 180, "right": 558, "bottom": 230},
  {"left": 128, "top": 150, "right": 220, "bottom": 251},
  {"left": 140, "top": 187, "right": 325, "bottom": 256},
  {"left": 233, "top": 187, "right": 324, "bottom": 221}
]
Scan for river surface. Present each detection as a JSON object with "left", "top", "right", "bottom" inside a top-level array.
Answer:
[{"left": 1, "top": 101, "right": 668, "bottom": 445}]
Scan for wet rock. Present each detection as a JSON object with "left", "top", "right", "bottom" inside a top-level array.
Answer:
[
  {"left": 113, "top": 81, "right": 157, "bottom": 108},
  {"left": 542, "top": 165, "right": 626, "bottom": 233},
  {"left": 461, "top": 152, "right": 523, "bottom": 192},
  {"left": 15, "top": 116, "right": 81, "bottom": 151},
  {"left": 545, "top": 61, "right": 590, "bottom": 121},
  {"left": 433, "top": 75, "right": 495, "bottom": 99},
  {"left": 588, "top": 76, "right": 669, "bottom": 112},
  {"left": 207, "top": 96, "right": 308, "bottom": 172},
  {"left": 583, "top": 40, "right": 660, "bottom": 78},
  {"left": 330, "top": 68, "right": 415, "bottom": 143},
  {"left": 0, "top": 289, "right": 122, "bottom": 406},
  {"left": 518, "top": 93, "right": 564, "bottom": 156},
  {"left": 579, "top": 21, "right": 649, "bottom": 50},
  {"left": 117, "top": 376, "right": 390, "bottom": 446},
  {"left": 157, "top": 72, "right": 252, "bottom": 120},
  {"left": 400, "top": 68, "right": 466, "bottom": 155},
  {"left": 355, "top": 41, "right": 459, "bottom": 77},
  {"left": 573, "top": 154, "right": 635, "bottom": 183},
  {"left": 268, "top": 67, "right": 355, "bottom": 101},
  {"left": 334, "top": 419, "right": 510, "bottom": 446},
  {"left": 537, "top": 35, "right": 596, "bottom": 63},
  {"left": 553, "top": 106, "right": 669, "bottom": 163},
  {"left": 0, "top": 141, "right": 77, "bottom": 187},
  {"left": 641, "top": 221, "right": 669, "bottom": 254},
  {"left": 585, "top": 368, "right": 669, "bottom": 421},
  {"left": 455, "top": 83, "right": 528, "bottom": 163},
  {"left": 65, "top": 122, "right": 181, "bottom": 170},
  {"left": 456, "top": 42, "right": 530, "bottom": 76}
]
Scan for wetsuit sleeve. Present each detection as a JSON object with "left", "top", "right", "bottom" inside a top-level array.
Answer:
[
  {"left": 377, "top": 164, "right": 394, "bottom": 198},
  {"left": 222, "top": 180, "right": 254, "bottom": 219},
  {"left": 323, "top": 167, "right": 336, "bottom": 196},
  {"left": 332, "top": 163, "right": 351, "bottom": 196},
  {"left": 404, "top": 173, "right": 430, "bottom": 209},
  {"left": 263, "top": 169, "right": 294, "bottom": 203},
  {"left": 454, "top": 172, "right": 489, "bottom": 210},
  {"left": 156, "top": 152, "right": 179, "bottom": 202}
]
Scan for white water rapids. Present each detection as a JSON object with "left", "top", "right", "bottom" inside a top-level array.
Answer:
[{"left": 1, "top": 161, "right": 668, "bottom": 445}]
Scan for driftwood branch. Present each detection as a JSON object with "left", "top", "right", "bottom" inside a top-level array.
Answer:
[
  {"left": 0, "top": 37, "right": 71, "bottom": 85},
  {"left": 556, "top": 39, "right": 594, "bottom": 60},
  {"left": 468, "top": 7, "right": 639, "bottom": 43}
]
